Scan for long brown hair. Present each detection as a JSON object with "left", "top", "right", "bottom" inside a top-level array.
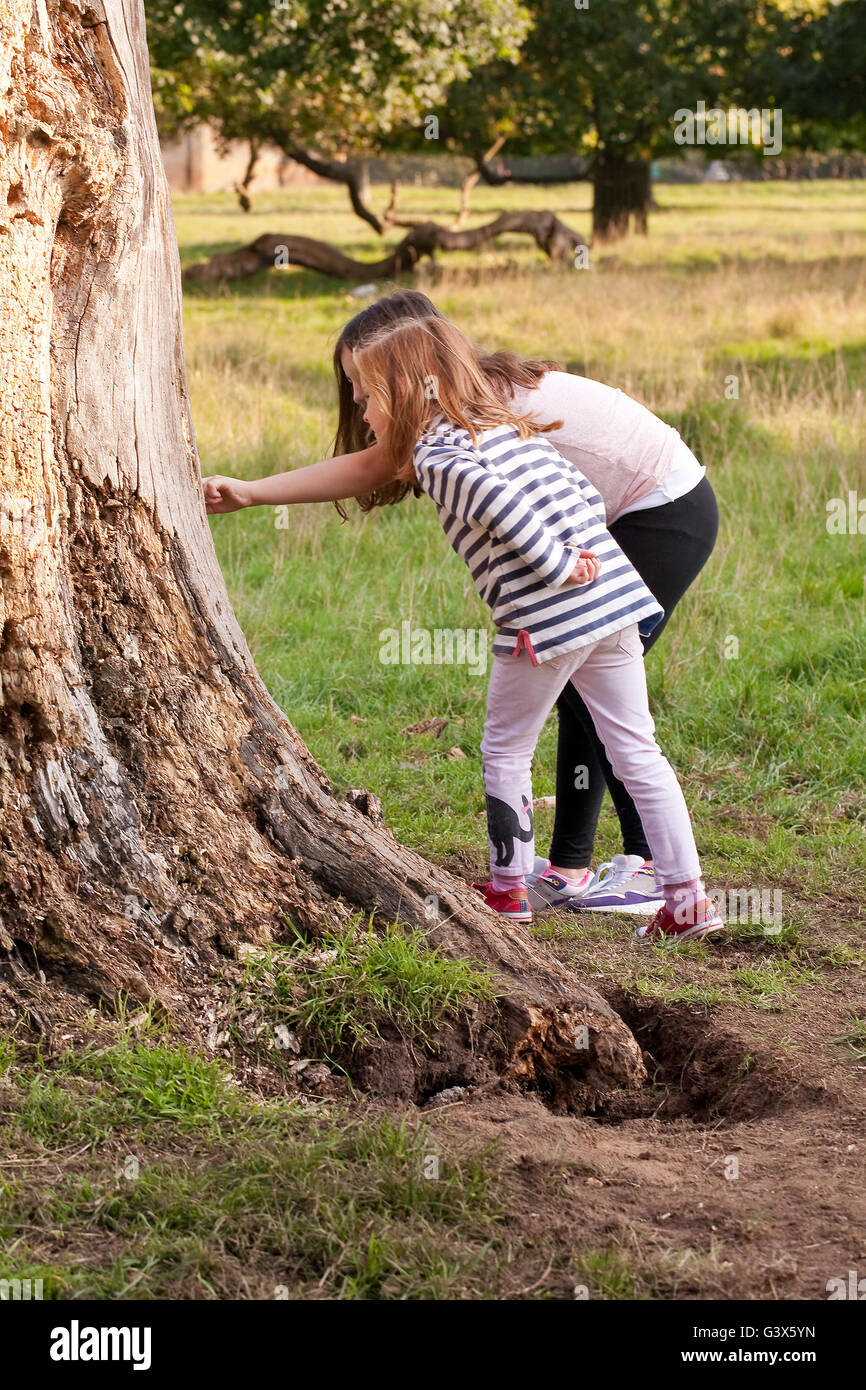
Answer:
[
  {"left": 332, "top": 290, "right": 560, "bottom": 512},
  {"left": 354, "top": 317, "right": 562, "bottom": 482}
]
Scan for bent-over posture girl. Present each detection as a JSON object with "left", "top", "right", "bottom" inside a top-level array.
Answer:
[{"left": 205, "top": 313, "right": 721, "bottom": 942}]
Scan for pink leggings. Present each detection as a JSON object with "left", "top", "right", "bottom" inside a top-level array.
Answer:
[{"left": 480, "top": 623, "right": 701, "bottom": 890}]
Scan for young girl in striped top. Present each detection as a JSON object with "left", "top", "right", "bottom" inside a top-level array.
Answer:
[{"left": 351, "top": 316, "right": 721, "bottom": 942}]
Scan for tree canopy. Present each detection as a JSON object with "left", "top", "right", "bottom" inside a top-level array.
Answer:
[
  {"left": 146, "top": 0, "right": 865, "bottom": 238},
  {"left": 147, "top": 0, "right": 530, "bottom": 227}
]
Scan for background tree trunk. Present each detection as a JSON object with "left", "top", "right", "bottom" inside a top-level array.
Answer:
[
  {"left": 593, "top": 153, "right": 652, "bottom": 240},
  {"left": 0, "top": 0, "right": 644, "bottom": 1104}
]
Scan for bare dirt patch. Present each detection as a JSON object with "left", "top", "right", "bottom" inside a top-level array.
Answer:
[
  {"left": 418, "top": 940, "right": 866, "bottom": 1300},
  {"left": 427, "top": 1085, "right": 865, "bottom": 1299}
]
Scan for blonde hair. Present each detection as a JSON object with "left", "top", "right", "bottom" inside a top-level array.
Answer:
[
  {"left": 353, "top": 317, "right": 561, "bottom": 482},
  {"left": 333, "top": 291, "right": 559, "bottom": 513}
]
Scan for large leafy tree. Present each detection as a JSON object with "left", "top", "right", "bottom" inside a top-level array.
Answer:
[
  {"left": 147, "top": 0, "right": 858, "bottom": 246},
  {"left": 146, "top": 0, "right": 530, "bottom": 230},
  {"left": 433, "top": 0, "right": 785, "bottom": 239},
  {"left": 758, "top": 0, "right": 866, "bottom": 151}
]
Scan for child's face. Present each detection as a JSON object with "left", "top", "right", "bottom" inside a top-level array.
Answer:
[
  {"left": 341, "top": 347, "right": 365, "bottom": 406},
  {"left": 343, "top": 348, "right": 389, "bottom": 438},
  {"left": 358, "top": 374, "right": 389, "bottom": 439}
]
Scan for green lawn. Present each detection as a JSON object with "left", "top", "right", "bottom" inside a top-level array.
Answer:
[
  {"left": 181, "top": 180, "right": 866, "bottom": 906},
  {"left": 0, "top": 1031, "right": 508, "bottom": 1300}
]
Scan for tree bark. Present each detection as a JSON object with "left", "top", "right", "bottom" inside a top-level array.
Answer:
[
  {"left": 592, "top": 152, "right": 652, "bottom": 241},
  {"left": 0, "top": 0, "right": 643, "bottom": 1104},
  {"left": 184, "top": 213, "right": 588, "bottom": 286}
]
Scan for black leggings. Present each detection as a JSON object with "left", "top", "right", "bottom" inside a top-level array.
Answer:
[{"left": 549, "top": 475, "right": 719, "bottom": 869}]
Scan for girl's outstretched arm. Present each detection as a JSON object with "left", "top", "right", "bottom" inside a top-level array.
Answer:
[{"left": 202, "top": 441, "right": 392, "bottom": 513}]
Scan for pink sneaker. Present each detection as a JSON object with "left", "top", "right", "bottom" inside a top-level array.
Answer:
[
  {"left": 634, "top": 897, "right": 724, "bottom": 942},
  {"left": 471, "top": 880, "right": 532, "bottom": 924}
]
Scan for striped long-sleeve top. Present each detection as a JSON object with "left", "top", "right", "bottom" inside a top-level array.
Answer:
[{"left": 412, "top": 418, "right": 664, "bottom": 664}]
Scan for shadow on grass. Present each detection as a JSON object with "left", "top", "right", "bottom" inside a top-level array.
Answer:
[
  {"left": 180, "top": 264, "right": 395, "bottom": 301},
  {"left": 180, "top": 255, "right": 570, "bottom": 303}
]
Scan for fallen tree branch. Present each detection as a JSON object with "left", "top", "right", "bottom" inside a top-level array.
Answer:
[
  {"left": 475, "top": 148, "right": 596, "bottom": 187},
  {"left": 452, "top": 137, "right": 507, "bottom": 229},
  {"left": 281, "top": 141, "right": 383, "bottom": 234},
  {"left": 183, "top": 211, "right": 588, "bottom": 285}
]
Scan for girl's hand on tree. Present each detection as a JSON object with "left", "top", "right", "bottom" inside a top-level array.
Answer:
[
  {"left": 569, "top": 550, "right": 601, "bottom": 585},
  {"left": 202, "top": 475, "right": 253, "bottom": 514}
]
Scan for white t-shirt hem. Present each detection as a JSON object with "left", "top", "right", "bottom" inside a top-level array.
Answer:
[{"left": 616, "top": 442, "right": 706, "bottom": 517}]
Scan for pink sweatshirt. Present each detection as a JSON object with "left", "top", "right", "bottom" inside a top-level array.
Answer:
[{"left": 512, "top": 372, "right": 696, "bottom": 525}]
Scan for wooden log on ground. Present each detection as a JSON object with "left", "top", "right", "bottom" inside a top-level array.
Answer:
[{"left": 183, "top": 213, "right": 588, "bottom": 286}]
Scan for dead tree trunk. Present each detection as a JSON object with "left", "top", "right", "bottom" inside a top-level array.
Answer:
[{"left": 0, "top": 0, "right": 644, "bottom": 1102}]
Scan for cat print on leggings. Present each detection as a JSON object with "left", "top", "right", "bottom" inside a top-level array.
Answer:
[{"left": 485, "top": 794, "right": 534, "bottom": 867}]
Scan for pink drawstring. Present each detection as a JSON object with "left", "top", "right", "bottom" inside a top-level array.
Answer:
[{"left": 512, "top": 630, "right": 539, "bottom": 667}]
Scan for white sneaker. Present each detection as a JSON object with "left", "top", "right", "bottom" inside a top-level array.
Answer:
[
  {"left": 525, "top": 857, "right": 593, "bottom": 912},
  {"left": 570, "top": 854, "right": 663, "bottom": 915}
]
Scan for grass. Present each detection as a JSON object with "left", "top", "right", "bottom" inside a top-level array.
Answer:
[
  {"left": 0, "top": 928, "right": 499, "bottom": 1299},
  {"left": 831, "top": 1016, "right": 866, "bottom": 1063},
  {"left": 185, "top": 181, "right": 866, "bottom": 922},
  {"left": 0, "top": 1037, "right": 510, "bottom": 1299},
  {"left": 12, "top": 1040, "right": 238, "bottom": 1148},
  {"left": 244, "top": 914, "right": 499, "bottom": 1053},
  {"left": 573, "top": 1236, "right": 734, "bottom": 1300},
  {"left": 533, "top": 901, "right": 850, "bottom": 1014}
]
